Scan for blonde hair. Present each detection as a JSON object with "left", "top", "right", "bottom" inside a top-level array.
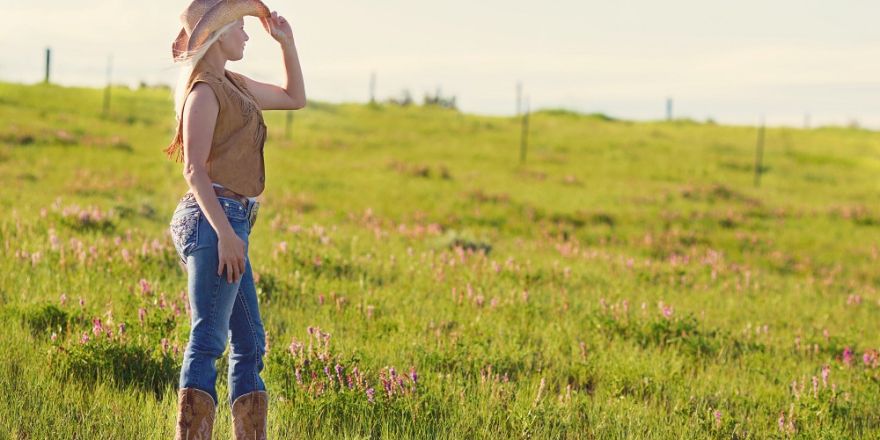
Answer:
[{"left": 172, "top": 21, "right": 238, "bottom": 122}]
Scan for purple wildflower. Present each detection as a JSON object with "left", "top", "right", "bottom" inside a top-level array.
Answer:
[
  {"left": 139, "top": 278, "right": 152, "bottom": 295},
  {"left": 335, "top": 363, "right": 344, "bottom": 385},
  {"left": 366, "top": 387, "right": 375, "bottom": 403},
  {"left": 91, "top": 318, "right": 103, "bottom": 336},
  {"left": 409, "top": 366, "right": 418, "bottom": 386},
  {"left": 821, "top": 365, "right": 830, "bottom": 387},
  {"left": 843, "top": 347, "right": 854, "bottom": 366},
  {"left": 863, "top": 350, "right": 877, "bottom": 367}
]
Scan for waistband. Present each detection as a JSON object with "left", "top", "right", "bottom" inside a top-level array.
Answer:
[{"left": 178, "top": 191, "right": 261, "bottom": 228}]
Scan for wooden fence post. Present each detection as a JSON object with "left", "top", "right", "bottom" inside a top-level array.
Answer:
[
  {"left": 103, "top": 55, "right": 113, "bottom": 115},
  {"left": 44, "top": 48, "right": 51, "bottom": 84},
  {"left": 754, "top": 118, "right": 766, "bottom": 187},
  {"left": 520, "top": 96, "right": 530, "bottom": 164},
  {"left": 369, "top": 72, "right": 376, "bottom": 104},
  {"left": 285, "top": 110, "right": 294, "bottom": 139}
]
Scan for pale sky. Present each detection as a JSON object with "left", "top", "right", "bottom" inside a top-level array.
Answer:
[{"left": 2, "top": 0, "right": 879, "bottom": 127}]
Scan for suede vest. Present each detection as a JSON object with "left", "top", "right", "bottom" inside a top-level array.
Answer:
[{"left": 164, "top": 65, "right": 268, "bottom": 197}]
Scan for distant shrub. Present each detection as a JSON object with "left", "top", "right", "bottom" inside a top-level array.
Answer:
[
  {"left": 422, "top": 89, "right": 457, "bottom": 110},
  {"left": 438, "top": 230, "right": 492, "bottom": 254},
  {"left": 17, "top": 303, "right": 73, "bottom": 336},
  {"left": 387, "top": 89, "right": 414, "bottom": 106},
  {"left": 52, "top": 338, "right": 179, "bottom": 397},
  {"left": 387, "top": 160, "right": 452, "bottom": 180},
  {"left": 57, "top": 204, "right": 116, "bottom": 232},
  {"left": 592, "top": 309, "right": 764, "bottom": 359}
]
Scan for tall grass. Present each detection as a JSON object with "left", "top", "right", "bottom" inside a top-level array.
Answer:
[{"left": 1, "top": 81, "right": 879, "bottom": 438}]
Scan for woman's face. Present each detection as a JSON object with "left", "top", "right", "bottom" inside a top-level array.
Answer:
[{"left": 219, "top": 19, "right": 249, "bottom": 61}]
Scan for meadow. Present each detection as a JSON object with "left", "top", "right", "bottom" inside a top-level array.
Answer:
[{"left": 1, "top": 81, "right": 879, "bottom": 439}]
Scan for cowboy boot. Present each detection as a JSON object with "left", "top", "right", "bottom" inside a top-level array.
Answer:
[
  {"left": 175, "top": 387, "right": 216, "bottom": 440},
  {"left": 231, "top": 390, "right": 268, "bottom": 440}
]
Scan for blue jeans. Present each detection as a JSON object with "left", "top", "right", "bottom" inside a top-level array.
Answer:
[{"left": 168, "top": 192, "right": 266, "bottom": 407}]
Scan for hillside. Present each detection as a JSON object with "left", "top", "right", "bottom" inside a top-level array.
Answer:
[{"left": 1, "top": 81, "right": 879, "bottom": 438}]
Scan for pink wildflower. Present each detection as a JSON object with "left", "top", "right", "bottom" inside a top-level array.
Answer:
[
  {"left": 843, "top": 347, "right": 854, "bottom": 366},
  {"left": 409, "top": 366, "right": 418, "bottom": 386},
  {"left": 139, "top": 278, "right": 152, "bottom": 295},
  {"left": 92, "top": 318, "right": 104, "bottom": 336}
]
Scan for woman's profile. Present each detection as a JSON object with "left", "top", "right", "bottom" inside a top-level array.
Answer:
[{"left": 163, "top": 0, "right": 305, "bottom": 438}]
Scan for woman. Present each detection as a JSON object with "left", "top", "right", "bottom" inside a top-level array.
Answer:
[{"left": 164, "top": 0, "right": 305, "bottom": 438}]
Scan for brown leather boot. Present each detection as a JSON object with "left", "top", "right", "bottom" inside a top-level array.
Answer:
[
  {"left": 175, "top": 387, "right": 216, "bottom": 440},
  {"left": 231, "top": 390, "right": 268, "bottom": 440}
]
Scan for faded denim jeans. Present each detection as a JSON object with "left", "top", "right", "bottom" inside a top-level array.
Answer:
[{"left": 168, "top": 192, "right": 266, "bottom": 407}]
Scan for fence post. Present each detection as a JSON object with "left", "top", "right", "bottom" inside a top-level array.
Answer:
[
  {"left": 754, "top": 118, "right": 766, "bottom": 187},
  {"left": 520, "top": 96, "right": 530, "bottom": 164},
  {"left": 516, "top": 81, "right": 522, "bottom": 116},
  {"left": 369, "top": 71, "right": 376, "bottom": 104},
  {"left": 103, "top": 55, "right": 113, "bottom": 115},
  {"left": 44, "top": 48, "right": 51, "bottom": 84},
  {"left": 666, "top": 97, "right": 673, "bottom": 121},
  {"left": 285, "top": 110, "right": 294, "bottom": 139}
]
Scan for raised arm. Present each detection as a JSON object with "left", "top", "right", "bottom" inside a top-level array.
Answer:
[
  {"left": 245, "top": 10, "right": 305, "bottom": 110},
  {"left": 182, "top": 83, "right": 247, "bottom": 283}
]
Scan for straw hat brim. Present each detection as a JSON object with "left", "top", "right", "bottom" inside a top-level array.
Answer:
[{"left": 172, "top": 0, "right": 271, "bottom": 61}]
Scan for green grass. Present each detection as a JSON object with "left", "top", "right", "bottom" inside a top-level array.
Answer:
[{"left": 1, "top": 80, "right": 880, "bottom": 439}]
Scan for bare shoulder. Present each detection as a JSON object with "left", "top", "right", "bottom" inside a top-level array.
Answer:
[{"left": 187, "top": 82, "right": 220, "bottom": 113}]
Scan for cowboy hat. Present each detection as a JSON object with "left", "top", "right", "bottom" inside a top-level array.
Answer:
[{"left": 172, "top": 0, "right": 271, "bottom": 61}]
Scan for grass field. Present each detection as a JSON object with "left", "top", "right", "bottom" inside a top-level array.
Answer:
[{"left": 1, "top": 81, "right": 879, "bottom": 439}]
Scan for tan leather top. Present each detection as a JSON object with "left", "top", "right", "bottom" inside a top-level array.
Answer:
[{"left": 164, "top": 63, "right": 268, "bottom": 197}]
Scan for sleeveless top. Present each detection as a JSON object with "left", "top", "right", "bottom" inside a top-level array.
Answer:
[{"left": 163, "top": 63, "right": 268, "bottom": 197}]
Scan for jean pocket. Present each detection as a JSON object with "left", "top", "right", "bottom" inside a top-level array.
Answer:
[{"left": 169, "top": 206, "right": 201, "bottom": 261}]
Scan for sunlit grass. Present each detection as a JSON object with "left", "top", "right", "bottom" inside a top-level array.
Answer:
[{"left": 1, "top": 80, "right": 879, "bottom": 438}]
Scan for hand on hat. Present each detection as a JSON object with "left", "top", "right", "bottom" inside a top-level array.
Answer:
[{"left": 260, "top": 11, "right": 294, "bottom": 46}]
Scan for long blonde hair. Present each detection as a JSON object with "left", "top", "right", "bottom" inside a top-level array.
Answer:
[{"left": 172, "top": 21, "right": 237, "bottom": 122}]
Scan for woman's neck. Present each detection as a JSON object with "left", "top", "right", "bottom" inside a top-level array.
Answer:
[{"left": 199, "top": 48, "right": 228, "bottom": 74}]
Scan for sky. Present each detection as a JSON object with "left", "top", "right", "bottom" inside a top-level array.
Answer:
[{"left": 2, "top": 0, "right": 879, "bottom": 127}]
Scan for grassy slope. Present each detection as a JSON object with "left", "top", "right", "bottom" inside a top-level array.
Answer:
[{"left": 1, "top": 81, "right": 879, "bottom": 439}]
